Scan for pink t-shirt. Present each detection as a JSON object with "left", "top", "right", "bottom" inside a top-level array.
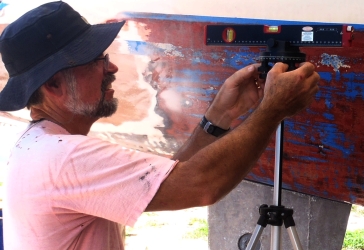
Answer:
[{"left": 3, "top": 120, "right": 177, "bottom": 249}]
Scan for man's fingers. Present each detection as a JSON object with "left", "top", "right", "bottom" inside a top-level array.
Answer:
[
  {"left": 226, "top": 63, "right": 261, "bottom": 86},
  {"left": 296, "top": 62, "right": 316, "bottom": 77},
  {"left": 269, "top": 62, "right": 290, "bottom": 74},
  {"left": 269, "top": 62, "right": 317, "bottom": 79}
]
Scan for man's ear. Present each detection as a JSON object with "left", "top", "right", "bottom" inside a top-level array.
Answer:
[{"left": 42, "top": 73, "right": 65, "bottom": 97}]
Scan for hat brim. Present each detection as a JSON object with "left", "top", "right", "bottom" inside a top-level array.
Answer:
[{"left": 0, "top": 20, "right": 125, "bottom": 111}]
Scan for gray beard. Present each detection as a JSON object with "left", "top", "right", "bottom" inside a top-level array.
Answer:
[{"left": 65, "top": 74, "right": 118, "bottom": 118}]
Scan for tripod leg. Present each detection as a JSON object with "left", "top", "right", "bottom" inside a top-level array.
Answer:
[
  {"left": 271, "top": 226, "right": 281, "bottom": 250},
  {"left": 284, "top": 210, "right": 303, "bottom": 250},
  {"left": 246, "top": 225, "right": 264, "bottom": 250},
  {"left": 287, "top": 226, "right": 303, "bottom": 250}
]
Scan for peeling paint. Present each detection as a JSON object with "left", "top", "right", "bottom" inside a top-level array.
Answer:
[
  {"left": 1, "top": 11, "right": 363, "bottom": 205},
  {"left": 109, "top": 13, "right": 364, "bottom": 206},
  {"left": 320, "top": 53, "right": 351, "bottom": 72},
  {"left": 154, "top": 43, "right": 184, "bottom": 57}
]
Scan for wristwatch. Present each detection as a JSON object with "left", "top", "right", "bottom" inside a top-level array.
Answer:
[{"left": 199, "top": 116, "right": 230, "bottom": 137}]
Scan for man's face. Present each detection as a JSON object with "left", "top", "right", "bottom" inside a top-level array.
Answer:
[{"left": 63, "top": 56, "right": 119, "bottom": 119}]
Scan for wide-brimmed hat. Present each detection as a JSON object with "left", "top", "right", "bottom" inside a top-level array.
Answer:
[{"left": 0, "top": 1, "right": 125, "bottom": 111}]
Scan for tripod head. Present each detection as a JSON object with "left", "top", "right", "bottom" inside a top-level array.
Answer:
[{"left": 258, "top": 38, "right": 306, "bottom": 79}]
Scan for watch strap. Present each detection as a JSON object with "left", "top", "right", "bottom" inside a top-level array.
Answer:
[{"left": 199, "top": 116, "right": 230, "bottom": 137}]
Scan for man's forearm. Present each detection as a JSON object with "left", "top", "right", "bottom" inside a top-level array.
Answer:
[
  {"left": 172, "top": 123, "right": 223, "bottom": 161},
  {"left": 147, "top": 103, "right": 281, "bottom": 211},
  {"left": 173, "top": 107, "right": 235, "bottom": 161},
  {"left": 191, "top": 107, "right": 280, "bottom": 201}
]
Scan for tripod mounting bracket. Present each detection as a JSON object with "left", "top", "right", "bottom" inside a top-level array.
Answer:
[{"left": 257, "top": 204, "right": 296, "bottom": 228}]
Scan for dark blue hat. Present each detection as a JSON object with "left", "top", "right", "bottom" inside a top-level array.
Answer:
[{"left": 0, "top": 1, "right": 125, "bottom": 111}]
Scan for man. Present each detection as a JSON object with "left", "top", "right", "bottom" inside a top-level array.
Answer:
[{"left": 0, "top": 1, "right": 319, "bottom": 249}]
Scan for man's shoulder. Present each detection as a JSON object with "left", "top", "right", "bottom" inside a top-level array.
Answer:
[{"left": 25, "top": 120, "right": 106, "bottom": 147}]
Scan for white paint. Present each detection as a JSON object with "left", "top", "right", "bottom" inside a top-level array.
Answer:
[
  {"left": 116, "top": 21, "right": 150, "bottom": 44},
  {"left": 159, "top": 89, "right": 183, "bottom": 112},
  {"left": 155, "top": 43, "right": 184, "bottom": 58}
]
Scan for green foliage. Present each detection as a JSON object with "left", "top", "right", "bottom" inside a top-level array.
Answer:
[
  {"left": 125, "top": 226, "right": 134, "bottom": 237},
  {"left": 184, "top": 218, "right": 208, "bottom": 240},
  {"left": 342, "top": 229, "right": 364, "bottom": 250},
  {"left": 352, "top": 205, "right": 364, "bottom": 216},
  {"left": 145, "top": 219, "right": 165, "bottom": 228},
  {"left": 144, "top": 212, "right": 159, "bottom": 217}
]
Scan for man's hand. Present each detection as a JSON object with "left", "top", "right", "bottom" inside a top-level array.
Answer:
[
  {"left": 205, "top": 63, "right": 265, "bottom": 129},
  {"left": 261, "top": 62, "right": 320, "bottom": 120}
]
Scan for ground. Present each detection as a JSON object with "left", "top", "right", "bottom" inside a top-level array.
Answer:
[
  {"left": 346, "top": 205, "right": 364, "bottom": 231},
  {"left": 125, "top": 205, "right": 364, "bottom": 250},
  {"left": 125, "top": 207, "right": 208, "bottom": 250}
]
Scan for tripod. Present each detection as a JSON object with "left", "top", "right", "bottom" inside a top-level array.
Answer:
[{"left": 245, "top": 121, "right": 303, "bottom": 250}]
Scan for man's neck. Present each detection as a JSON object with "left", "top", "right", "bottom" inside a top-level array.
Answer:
[{"left": 30, "top": 107, "right": 96, "bottom": 135}]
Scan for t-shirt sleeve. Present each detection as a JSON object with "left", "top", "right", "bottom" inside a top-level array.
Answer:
[{"left": 52, "top": 136, "right": 177, "bottom": 226}]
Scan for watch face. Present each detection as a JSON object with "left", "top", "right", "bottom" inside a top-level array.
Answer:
[{"left": 207, "top": 124, "right": 215, "bottom": 134}]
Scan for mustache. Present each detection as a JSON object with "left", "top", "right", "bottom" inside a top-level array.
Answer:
[{"left": 101, "top": 74, "right": 116, "bottom": 92}]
